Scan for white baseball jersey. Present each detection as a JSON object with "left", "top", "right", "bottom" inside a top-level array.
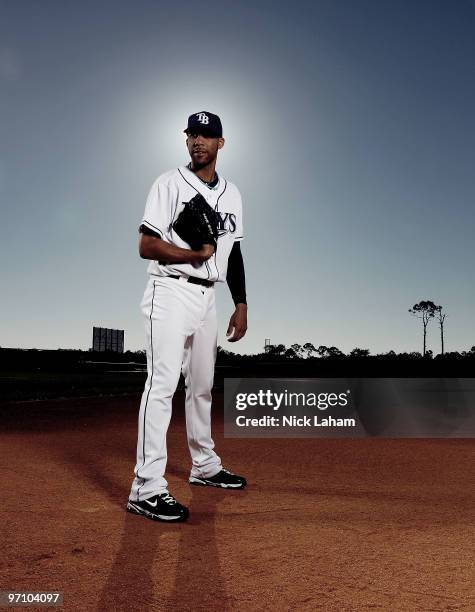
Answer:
[{"left": 141, "top": 165, "right": 243, "bottom": 282}]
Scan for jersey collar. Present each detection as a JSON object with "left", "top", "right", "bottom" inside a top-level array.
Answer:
[
  {"left": 186, "top": 162, "right": 219, "bottom": 188},
  {"left": 180, "top": 165, "right": 227, "bottom": 203}
]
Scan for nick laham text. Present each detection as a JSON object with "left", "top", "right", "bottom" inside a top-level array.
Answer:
[{"left": 236, "top": 415, "right": 356, "bottom": 427}]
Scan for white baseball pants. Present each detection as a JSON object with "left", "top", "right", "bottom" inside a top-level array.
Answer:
[{"left": 130, "top": 275, "right": 222, "bottom": 501}]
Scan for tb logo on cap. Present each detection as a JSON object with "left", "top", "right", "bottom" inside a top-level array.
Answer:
[
  {"left": 196, "top": 113, "right": 209, "bottom": 125},
  {"left": 184, "top": 111, "right": 222, "bottom": 137}
]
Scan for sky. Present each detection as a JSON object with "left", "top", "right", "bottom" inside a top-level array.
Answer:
[{"left": 1, "top": 0, "right": 474, "bottom": 356}]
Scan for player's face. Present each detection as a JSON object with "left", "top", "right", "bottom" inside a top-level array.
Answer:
[{"left": 186, "top": 132, "right": 224, "bottom": 166}]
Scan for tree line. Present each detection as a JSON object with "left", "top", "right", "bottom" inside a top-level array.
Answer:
[{"left": 235, "top": 298, "right": 453, "bottom": 361}]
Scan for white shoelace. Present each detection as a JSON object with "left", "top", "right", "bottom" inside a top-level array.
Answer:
[{"left": 159, "top": 493, "right": 177, "bottom": 505}]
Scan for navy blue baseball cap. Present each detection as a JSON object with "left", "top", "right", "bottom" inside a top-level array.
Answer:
[{"left": 184, "top": 111, "right": 223, "bottom": 137}]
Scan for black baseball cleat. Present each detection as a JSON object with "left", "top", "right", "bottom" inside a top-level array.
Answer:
[
  {"left": 189, "top": 468, "right": 247, "bottom": 489},
  {"left": 126, "top": 493, "right": 189, "bottom": 522}
]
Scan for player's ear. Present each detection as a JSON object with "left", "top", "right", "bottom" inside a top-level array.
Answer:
[{"left": 218, "top": 137, "right": 225, "bottom": 149}]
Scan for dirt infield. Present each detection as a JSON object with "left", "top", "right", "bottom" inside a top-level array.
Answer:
[{"left": 1, "top": 393, "right": 474, "bottom": 611}]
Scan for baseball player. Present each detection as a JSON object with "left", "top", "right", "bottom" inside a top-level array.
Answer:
[{"left": 127, "top": 111, "right": 248, "bottom": 522}]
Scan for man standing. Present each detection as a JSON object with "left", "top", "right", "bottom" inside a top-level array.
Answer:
[{"left": 127, "top": 111, "right": 248, "bottom": 522}]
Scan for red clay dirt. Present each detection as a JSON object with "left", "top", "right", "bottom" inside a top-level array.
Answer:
[{"left": 1, "top": 392, "right": 474, "bottom": 611}]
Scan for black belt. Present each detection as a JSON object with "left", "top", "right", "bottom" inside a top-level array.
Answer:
[{"left": 168, "top": 275, "right": 214, "bottom": 288}]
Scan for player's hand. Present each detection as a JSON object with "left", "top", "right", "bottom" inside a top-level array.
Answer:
[
  {"left": 226, "top": 304, "right": 247, "bottom": 342},
  {"left": 194, "top": 244, "right": 215, "bottom": 263}
]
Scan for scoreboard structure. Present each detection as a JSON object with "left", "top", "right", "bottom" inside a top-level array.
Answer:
[{"left": 92, "top": 327, "right": 124, "bottom": 353}]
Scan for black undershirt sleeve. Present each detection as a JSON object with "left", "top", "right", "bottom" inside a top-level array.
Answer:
[{"left": 226, "top": 241, "right": 247, "bottom": 305}]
